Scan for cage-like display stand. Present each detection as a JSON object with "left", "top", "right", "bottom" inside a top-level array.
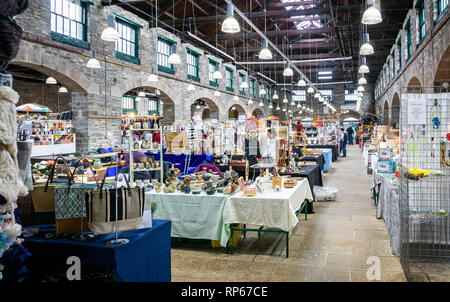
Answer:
[{"left": 399, "top": 90, "right": 450, "bottom": 279}]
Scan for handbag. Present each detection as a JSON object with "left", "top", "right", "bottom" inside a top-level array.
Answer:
[
  {"left": 54, "top": 158, "right": 101, "bottom": 234},
  {"left": 85, "top": 170, "right": 145, "bottom": 235}
]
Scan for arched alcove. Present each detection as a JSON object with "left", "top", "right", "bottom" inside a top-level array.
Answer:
[
  {"left": 407, "top": 77, "right": 422, "bottom": 93},
  {"left": 390, "top": 93, "right": 400, "bottom": 128},
  {"left": 228, "top": 104, "right": 246, "bottom": 119},
  {"left": 383, "top": 101, "right": 389, "bottom": 125},
  {"left": 252, "top": 108, "right": 264, "bottom": 119},
  {"left": 433, "top": 44, "right": 450, "bottom": 91}
]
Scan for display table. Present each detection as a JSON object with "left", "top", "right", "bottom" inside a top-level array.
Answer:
[
  {"left": 222, "top": 179, "right": 313, "bottom": 257},
  {"left": 372, "top": 171, "right": 400, "bottom": 256},
  {"left": 146, "top": 191, "right": 229, "bottom": 243},
  {"left": 143, "top": 152, "right": 212, "bottom": 173},
  {"left": 279, "top": 164, "right": 323, "bottom": 203},
  {"left": 301, "top": 154, "right": 324, "bottom": 171},
  {"left": 23, "top": 220, "right": 172, "bottom": 282},
  {"left": 306, "top": 144, "right": 339, "bottom": 161}
]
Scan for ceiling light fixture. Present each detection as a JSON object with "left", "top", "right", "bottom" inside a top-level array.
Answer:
[
  {"left": 362, "top": 0, "right": 382, "bottom": 25},
  {"left": 46, "top": 77, "right": 57, "bottom": 84},
  {"left": 221, "top": 3, "right": 240, "bottom": 33},
  {"left": 360, "top": 33, "right": 374, "bottom": 55}
]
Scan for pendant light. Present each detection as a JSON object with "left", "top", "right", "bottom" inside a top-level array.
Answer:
[
  {"left": 233, "top": 94, "right": 239, "bottom": 101},
  {"left": 46, "top": 77, "right": 57, "bottom": 84},
  {"left": 358, "top": 76, "right": 367, "bottom": 85},
  {"left": 283, "top": 95, "right": 288, "bottom": 103},
  {"left": 259, "top": 39, "right": 272, "bottom": 60},
  {"left": 290, "top": 100, "right": 295, "bottom": 106},
  {"left": 359, "top": 57, "right": 369, "bottom": 74},
  {"left": 212, "top": 70, "right": 222, "bottom": 79},
  {"left": 58, "top": 86, "right": 68, "bottom": 93},
  {"left": 288, "top": 109, "right": 292, "bottom": 113},
  {"left": 148, "top": 66, "right": 158, "bottom": 82},
  {"left": 314, "top": 92, "right": 320, "bottom": 99},
  {"left": 214, "top": 88, "right": 221, "bottom": 97},
  {"left": 196, "top": 103, "right": 201, "bottom": 109},
  {"left": 319, "top": 96, "right": 324, "bottom": 103},
  {"left": 298, "top": 78, "right": 306, "bottom": 86},
  {"left": 307, "top": 86, "right": 314, "bottom": 94},
  {"left": 138, "top": 91, "right": 146, "bottom": 97},
  {"left": 282, "top": 107, "right": 286, "bottom": 112},
  {"left": 358, "top": 92, "right": 364, "bottom": 97},
  {"left": 360, "top": 33, "right": 374, "bottom": 55},
  {"left": 101, "top": 2, "right": 120, "bottom": 42},
  {"left": 240, "top": 80, "right": 248, "bottom": 89},
  {"left": 273, "top": 90, "right": 279, "bottom": 99},
  {"left": 87, "top": 50, "right": 101, "bottom": 69},
  {"left": 276, "top": 104, "right": 281, "bottom": 111},
  {"left": 362, "top": 0, "right": 382, "bottom": 25},
  {"left": 248, "top": 99, "right": 253, "bottom": 105},
  {"left": 357, "top": 85, "right": 365, "bottom": 92},
  {"left": 297, "top": 103, "right": 301, "bottom": 108},
  {"left": 259, "top": 101, "right": 264, "bottom": 107},
  {"left": 187, "top": 80, "right": 195, "bottom": 92},
  {"left": 260, "top": 87, "right": 266, "bottom": 96},
  {"left": 269, "top": 103, "right": 273, "bottom": 109},
  {"left": 167, "top": 0, "right": 181, "bottom": 64},
  {"left": 221, "top": 2, "right": 240, "bottom": 33},
  {"left": 283, "top": 63, "right": 293, "bottom": 77}
]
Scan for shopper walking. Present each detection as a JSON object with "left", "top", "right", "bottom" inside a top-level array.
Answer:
[
  {"left": 340, "top": 128, "right": 347, "bottom": 157},
  {"left": 346, "top": 126, "right": 354, "bottom": 145}
]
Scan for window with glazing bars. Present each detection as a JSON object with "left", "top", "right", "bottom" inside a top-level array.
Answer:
[
  {"left": 250, "top": 79, "right": 255, "bottom": 97},
  {"left": 344, "top": 89, "right": 358, "bottom": 103},
  {"left": 439, "top": 0, "right": 448, "bottom": 16},
  {"left": 392, "top": 51, "right": 395, "bottom": 77},
  {"left": 226, "top": 68, "right": 233, "bottom": 90},
  {"left": 158, "top": 38, "right": 173, "bottom": 69},
  {"left": 148, "top": 99, "right": 159, "bottom": 113},
  {"left": 187, "top": 50, "right": 199, "bottom": 79},
  {"left": 397, "top": 39, "right": 402, "bottom": 71},
  {"left": 50, "top": 0, "right": 86, "bottom": 41},
  {"left": 319, "top": 89, "right": 332, "bottom": 103},
  {"left": 115, "top": 20, "right": 137, "bottom": 58},
  {"left": 239, "top": 73, "right": 246, "bottom": 94},
  {"left": 209, "top": 61, "right": 218, "bottom": 85},
  {"left": 266, "top": 86, "right": 270, "bottom": 100},
  {"left": 406, "top": 20, "right": 411, "bottom": 59},
  {"left": 418, "top": 2, "right": 426, "bottom": 42},
  {"left": 293, "top": 90, "right": 306, "bottom": 102},
  {"left": 259, "top": 83, "right": 264, "bottom": 100},
  {"left": 122, "top": 95, "right": 135, "bottom": 111}
]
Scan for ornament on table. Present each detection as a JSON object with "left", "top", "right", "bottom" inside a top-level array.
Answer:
[{"left": 141, "top": 140, "right": 151, "bottom": 149}]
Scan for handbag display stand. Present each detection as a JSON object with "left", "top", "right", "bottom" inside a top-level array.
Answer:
[{"left": 105, "top": 153, "right": 129, "bottom": 247}]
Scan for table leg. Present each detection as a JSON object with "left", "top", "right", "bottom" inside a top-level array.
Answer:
[
  {"left": 230, "top": 227, "right": 234, "bottom": 255},
  {"left": 285, "top": 231, "right": 289, "bottom": 258}
]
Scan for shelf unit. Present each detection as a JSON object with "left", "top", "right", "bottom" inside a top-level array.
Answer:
[{"left": 128, "top": 126, "right": 164, "bottom": 184}]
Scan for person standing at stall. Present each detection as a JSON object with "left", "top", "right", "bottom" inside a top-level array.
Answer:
[
  {"left": 340, "top": 128, "right": 347, "bottom": 157},
  {"left": 346, "top": 126, "right": 354, "bottom": 145}
]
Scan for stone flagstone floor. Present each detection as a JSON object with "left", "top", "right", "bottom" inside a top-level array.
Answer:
[{"left": 170, "top": 144, "right": 420, "bottom": 282}]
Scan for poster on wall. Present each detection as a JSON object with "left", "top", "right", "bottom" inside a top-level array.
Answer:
[{"left": 407, "top": 98, "right": 426, "bottom": 124}]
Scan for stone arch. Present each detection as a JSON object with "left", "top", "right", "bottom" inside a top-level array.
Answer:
[
  {"left": 190, "top": 97, "right": 220, "bottom": 121},
  {"left": 340, "top": 110, "right": 361, "bottom": 120},
  {"left": 383, "top": 100, "right": 389, "bottom": 125},
  {"left": 407, "top": 77, "right": 422, "bottom": 93},
  {"left": 228, "top": 104, "right": 246, "bottom": 119},
  {"left": 390, "top": 93, "right": 400, "bottom": 128},
  {"left": 252, "top": 108, "right": 264, "bottom": 119},
  {"left": 119, "top": 74, "right": 178, "bottom": 104},
  {"left": 433, "top": 43, "right": 450, "bottom": 90}
]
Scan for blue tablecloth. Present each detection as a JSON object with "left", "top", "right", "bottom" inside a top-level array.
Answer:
[
  {"left": 320, "top": 149, "right": 332, "bottom": 172},
  {"left": 143, "top": 152, "right": 213, "bottom": 174},
  {"left": 23, "top": 220, "right": 171, "bottom": 282}
]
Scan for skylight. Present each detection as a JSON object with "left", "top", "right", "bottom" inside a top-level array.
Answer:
[{"left": 281, "top": 0, "right": 322, "bottom": 29}]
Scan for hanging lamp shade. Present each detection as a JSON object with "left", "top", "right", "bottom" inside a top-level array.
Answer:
[
  {"left": 212, "top": 70, "right": 222, "bottom": 79},
  {"left": 168, "top": 44, "right": 181, "bottom": 64},
  {"left": 359, "top": 57, "right": 369, "bottom": 73},
  {"left": 240, "top": 81, "right": 248, "bottom": 89},
  {"left": 232, "top": 106, "right": 236, "bottom": 110},
  {"left": 282, "top": 97, "right": 288, "bottom": 103},
  {"left": 283, "top": 65, "right": 294, "bottom": 77},
  {"left": 358, "top": 92, "right": 364, "bottom": 97},
  {"left": 138, "top": 91, "right": 146, "bottom": 97},
  {"left": 221, "top": 3, "right": 240, "bottom": 33},
  {"left": 307, "top": 86, "right": 314, "bottom": 94},
  {"left": 276, "top": 105, "right": 281, "bottom": 110},
  {"left": 58, "top": 86, "right": 68, "bottom": 93},
  {"left": 136, "top": 97, "right": 141, "bottom": 102},
  {"left": 319, "top": 97, "right": 324, "bottom": 102},
  {"left": 87, "top": 50, "right": 101, "bottom": 69},
  {"left": 362, "top": 1, "right": 382, "bottom": 25},
  {"left": 360, "top": 33, "right": 374, "bottom": 55},
  {"left": 314, "top": 92, "right": 320, "bottom": 99},
  {"left": 148, "top": 66, "right": 158, "bottom": 82},
  {"left": 269, "top": 103, "right": 273, "bottom": 109},
  {"left": 233, "top": 95, "right": 239, "bottom": 101},
  {"left": 297, "top": 103, "right": 301, "bottom": 108},
  {"left": 298, "top": 79, "right": 306, "bottom": 86},
  {"left": 259, "top": 102, "right": 264, "bottom": 107},
  {"left": 259, "top": 88, "right": 266, "bottom": 95},
  {"left": 187, "top": 80, "right": 195, "bottom": 91},
  {"left": 358, "top": 76, "right": 367, "bottom": 85},
  {"left": 272, "top": 90, "right": 279, "bottom": 99},
  {"left": 46, "top": 77, "right": 57, "bottom": 84},
  {"left": 248, "top": 99, "right": 253, "bottom": 105},
  {"left": 259, "top": 39, "right": 272, "bottom": 60},
  {"left": 357, "top": 85, "right": 365, "bottom": 92},
  {"left": 214, "top": 89, "right": 221, "bottom": 97},
  {"left": 282, "top": 108, "right": 286, "bottom": 112},
  {"left": 101, "top": 15, "right": 120, "bottom": 42},
  {"left": 196, "top": 104, "right": 201, "bottom": 109},
  {"left": 290, "top": 100, "right": 295, "bottom": 106},
  {"left": 288, "top": 109, "right": 292, "bottom": 113}
]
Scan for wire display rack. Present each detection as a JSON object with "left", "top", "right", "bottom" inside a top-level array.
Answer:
[{"left": 399, "top": 88, "right": 450, "bottom": 279}]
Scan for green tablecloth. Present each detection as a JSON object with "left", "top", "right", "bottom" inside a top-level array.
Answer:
[{"left": 145, "top": 191, "right": 229, "bottom": 246}]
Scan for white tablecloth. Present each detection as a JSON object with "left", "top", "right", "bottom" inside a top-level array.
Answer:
[{"left": 221, "top": 179, "right": 313, "bottom": 246}]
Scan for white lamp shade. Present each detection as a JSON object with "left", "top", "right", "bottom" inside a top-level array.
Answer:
[
  {"left": 307, "top": 86, "right": 314, "bottom": 94},
  {"left": 362, "top": 6, "right": 382, "bottom": 25},
  {"left": 87, "top": 58, "right": 101, "bottom": 69},
  {"left": 358, "top": 77, "right": 367, "bottom": 85},
  {"left": 297, "top": 79, "right": 306, "bottom": 86},
  {"left": 168, "top": 53, "right": 181, "bottom": 65},
  {"left": 58, "top": 86, "right": 68, "bottom": 93},
  {"left": 359, "top": 64, "right": 369, "bottom": 73},
  {"left": 357, "top": 85, "right": 365, "bottom": 92},
  {"left": 136, "top": 97, "right": 141, "bottom": 102},
  {"left": 233, "top": 95, "right": 239, "bottom": 101},
  {"left": 319, "top": 97, "right": 324, "bottom": 102},
  {"left": 46, "top": 77, "right": 57, "bottom": 84},
  {"left": 214, "top": 90, "right": 221, "bottom": 96},
  {"left": 314, "top": 93, "right": 320, "bottom": 98},
  {"left": 288, "top": 109, "right": 292, "bottom": 113},
  {"left": 269, "top": 104, "right": 273, "bottom": 109},
  {"left": 259, "top": 89, "right": 266, "bottom": 95},
  {"left": 259, "top": 47, "right": 273, "bottom": 60},
  {"left": 196, "top": 104, "right": 201, "bottom": 109},
  {"left": 148, "top": 73, "right": 158, "bottom": 82},
  {"left": 101, "top": 26, "right": 120, "bottom": 42},
  {"left": 272, "top": 93, "right": 279, "bottom": 100},
  {"left": 283, "top": 67, "right": 294, "bottom": 77},
  {"left": 212, "top": 71, "right": 222, "bottom": 79},
  {"left": 232, "top": 106, "right": 236, "bottom": 110},
  {"left": 297, "top": 103, "right": 301, "bottom": 108},
  {"left": 290, "top": 101, "right": 295, "bottom": 106},
  {"left": 138, "top": 91, "right": 146, "bottom": 97},
  {"left": 358, "top": 92, "right": 364, "bottom": 97},
  {"left": 282, "top": 108, "right": 286, "bottom": 112},
  {"left": 360, "top": 42, "right": 374, "bottom": 55},
  {"left": 248, "top": 99, "right": 253, "bottom": 105},
  {"left": 259, "top": 102, "right": 264, "bottom": 107},
  {"left": 187, "top": 84, "right": 195, "bottom": 91},
  {"left": 240, "top": 81, "right": 248, "bottom": 89},
  {"left": 222, "top": 15, "right": 240, "bottom": 33},
  {"left": 276, "top": 105, "right": 280, "bottom": 110},
  {"left": 283, "top": 98, "right": 288, "bottom": 103}
]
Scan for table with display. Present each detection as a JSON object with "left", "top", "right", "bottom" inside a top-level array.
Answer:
[
  {"left": 305, "top": 144, "right": 339, "bottom": 161},
  {"left": 300, "top": 154, "right": 324, "bottom": 171},
  {"left": 143, "top": 152, "right": 213, "bottom": 174},
  {"left": 23, "top": 220, "right": 172, "bottom": 282},
  {"left": 223, "top": 179, "right": 314, "bottom": 258}
]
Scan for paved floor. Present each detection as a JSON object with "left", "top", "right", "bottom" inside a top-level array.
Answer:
[{"left": 171, "top": 144, "right": 408, "bottom": 282}]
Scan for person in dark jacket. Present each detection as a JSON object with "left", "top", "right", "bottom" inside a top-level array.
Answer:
[
  {"left": 340, "top": 128, "right": 347, "bottom": 157},
  {"left": 346, "top": 126, "right": 354, "bottom": 145}
]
